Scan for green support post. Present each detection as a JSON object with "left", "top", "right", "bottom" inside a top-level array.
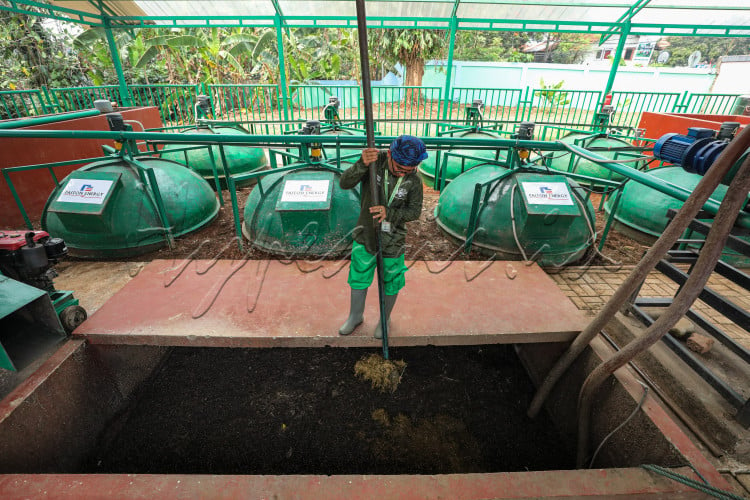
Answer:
[
  {"left": 103, "top": 16, "right": 132, "bottom": 106},
  {"left": 598, "top": 22, "right": 630, "bottom": 117},
  {"left": 275, "top": 15, "right": 290, "bottom": 129},
  {"left": 441, "top": 17, "right": 458, "bottom": 122}
]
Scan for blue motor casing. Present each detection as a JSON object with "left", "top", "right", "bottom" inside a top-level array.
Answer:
[{"left": 653, "top": 127, "right": 729, "bottom": 176}]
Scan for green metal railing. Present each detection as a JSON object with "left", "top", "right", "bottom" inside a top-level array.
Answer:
[
  {"left": 130, "top": 84, "right": 200, "bottom": 126},
  {"left": 525, "top": 89, "right": 602, "bottom": 134},
  {"left": 609, "top": 91, "right": 681, "bottom": 129},
  {"left": 49, "top": 85, "right": 122, "bottom": 112},
  {"left": 207, "top": 84, "right": 281, "bottom": 134},
  {"left": 449, "top": 88, "right": 524, "bottom": 126},
  {"left": 288, "top": 84, "right": 361, "bottom": 123},
  {"left": 0, "top": 89, "right": 51, "bottom": 119},
  {"left": 0, "top": 85, "right": 743, "bottom": 141},
  {"left": 681, "top": 92, "right": 740, "bottom": 115},
  {"left": 371, "top": 86, "right": 441, "bottom": 136}
]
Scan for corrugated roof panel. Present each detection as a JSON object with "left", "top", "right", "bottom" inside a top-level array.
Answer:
[
  {"left": 279, "top": 0, "right": 356, "bottom": 17},
  {"left": 630, "top": 4, "right": 750, "bottom": 28},
  {"left": 278, "top": 1, "right": 454, "bottom": 20},
  {"left": 45, "top": 0, "right": 750, "bottom": 31},
  {"left": 52, "top": 0, "right": 148, "bottom": 18},
  {"left": 135, "top": 0, "right": 277, "bottom": 20},
  {"left": 457, "top": 3, "right": 628, "bottom": 24}
]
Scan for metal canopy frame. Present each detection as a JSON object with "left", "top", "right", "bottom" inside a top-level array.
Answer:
[{"left": 0, "top": 0, "right": 744, "bottom": 35}]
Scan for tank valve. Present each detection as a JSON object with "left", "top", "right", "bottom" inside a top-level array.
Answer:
[
  {"left": 513, "top": 121, "right": 535, "bottom": 162},
  {"left": 465, "top": 99, "right": 484, "bottom": 130},
  {"left": 196, "top": 95, "right": 213, "bottom": 119},
  {"left": 106, "top": 112, "right": 126, "bottom": 150},
  {"left": 513, "top": 121, "right": 535, "bottom": 141},
  {"left": 302, "top": 120, "right": 323, "bottom": 161},
  {"left": 323, "top": 97, "right": 341, "bottom": 123}
]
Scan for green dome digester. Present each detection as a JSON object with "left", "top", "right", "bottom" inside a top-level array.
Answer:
[{"left": 42, "top": 157, "right": 219, "bottom": 258}]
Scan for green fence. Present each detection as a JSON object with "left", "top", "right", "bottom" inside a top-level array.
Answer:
[
  {"left": 448, "top": 87, "right": 524, "bottom": 132},
  {"left": 610, "top": 91, "right": 681, "bottom": 129},
  {"left": 525, "top": 89, "right": 602, "bottom": 129},
  {"left": 680, "top": 93, "right": 740, "bottom": 115},
  {"left": 288, "top": 84, "right": 361, "bottom": 125},
  {"left": 130, "top": 84, "right": 200, "bottom": 126},
  {"left": 371, "top": 86, "right": 441, "bottom": 136},
  {"left": 0, "top": 89, "right": 50, "bottom": 119},
  {"left": 0, "top": 84, "right": 743, "bottom": 140},
  {"left": 207, "top": 84, "right": 281, "bottom": 134},
  {"left": 49, "top": 85, "right": 122, "bottom": 112}
]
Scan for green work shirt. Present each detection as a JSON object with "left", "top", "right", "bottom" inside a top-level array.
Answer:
[{"left": 339, "top": 151, "right": 424, "bottom": 258}]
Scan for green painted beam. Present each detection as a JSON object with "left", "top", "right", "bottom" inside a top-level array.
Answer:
[
  {"left": 270, "top": 0, "right": 286, "bottom": 22},
  {"left": 87, "top": 0, "right": 117, "bottom": 18},
  {"left": 450, "top": 0, "right": 462, "bottom": 18},
  {"left": 275, "top": 15, "right": 290, "bottom": 127},
  {"left": 103, "top": 15, "right": 132, "bottom": 106},
  {"left": 441, "top": 17, "right": 458, "bottom": 121},
  {"left": 3, "top": 0, "right": 748, "bottom": 37},
  {"left": 601, "top": 22, "right": 630, "bottom": 107},
  {"left": 600, "top": 0, "right": 650, "bottom": 44}
]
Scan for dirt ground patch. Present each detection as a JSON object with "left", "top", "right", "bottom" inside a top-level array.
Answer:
[
  {"left": 83, "top": 181, "right": 647, "bottom": 266},
  {"left": 82, "top": 345, "right": 575, "bottom": 475}
]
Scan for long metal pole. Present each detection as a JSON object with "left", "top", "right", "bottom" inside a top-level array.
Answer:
[{"left": 355, "top": 0, "right": 390, "bottom": 360}]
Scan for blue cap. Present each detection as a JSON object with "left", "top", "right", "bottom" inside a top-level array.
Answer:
[{"left": 389, "top": 135, "right": 428, "bottom": 167}]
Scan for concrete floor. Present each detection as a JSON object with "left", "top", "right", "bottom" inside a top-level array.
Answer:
[{"left": 53, "top": 261, "right": 146, "bottom": 315}]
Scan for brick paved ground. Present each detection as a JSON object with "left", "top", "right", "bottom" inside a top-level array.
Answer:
[{"left": 549, "top": 265, "right": 750, "bottom": 351}]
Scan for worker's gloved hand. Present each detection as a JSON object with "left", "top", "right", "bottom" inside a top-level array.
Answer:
[
  {"left": 361, "top": 148, "right": 379, "bottom": 165},
  {"left": 370, "top": 205, "right": 386, "bottom": 223}
]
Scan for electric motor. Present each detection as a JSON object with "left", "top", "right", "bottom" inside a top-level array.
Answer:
[{"left": 653, "top": 124, "right": 740, "bottom": 176}]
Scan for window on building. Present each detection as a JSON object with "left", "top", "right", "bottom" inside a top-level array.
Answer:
[{"left": 625, "top": 48, "right": 635, "bottom": 60}]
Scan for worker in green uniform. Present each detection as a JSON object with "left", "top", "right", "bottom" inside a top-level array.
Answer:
[{"left": 338, "top": 135, "right": 427, "bottom": 338}]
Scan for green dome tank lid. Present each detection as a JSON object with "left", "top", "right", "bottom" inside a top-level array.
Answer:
[
  {"left": 603, "top": 166, "right": 729, "bottom": 239},
  {"left": 547, "top": 133, "right": 635, "bottom": 188},
  {"left": 602, "top": 166, "right": 750, "bottom": 267},
  {"left": 243, "top": 167, "right": 361, "bottom": 256},
  {"left": 419, "top": 130, "right": 508, "bottom": 187},
  {"left": 42, "top": 157, "right": 219, "bottom": 259},
  {"left": 160, "top": 124, "right": 268, "bottom": 188},
  {"left": 436, "top": 167, "right": 595, "bottom": 266}
]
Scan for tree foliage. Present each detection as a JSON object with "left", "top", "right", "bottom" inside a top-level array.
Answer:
[
  {"left": 371, "top": 29, "right": 446, "bottom": 87},
  {"left": 454, "top": 31, "right": 532, "bottom": 62},
  {"left": 284, "top": 28, "right": 360, "bottom": 83},
  {"left": 657, "top": 36, "right": 750, "bottom": 67},
  {"left": 0, "top": 11, "right": 88, "bottom": 89},
  {"left": 531, "top": 33, "right": 598, "bottom": 64}
]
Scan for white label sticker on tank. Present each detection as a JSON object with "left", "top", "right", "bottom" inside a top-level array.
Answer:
[
  {"left": 57, "top": 179, "right": 114, "bottom": 204},
  {"left": 280, "top": 179, "right": 330, "bottom": 203},
  {"left": 521, "top": 182, "right": 574, "bottom": 206}
]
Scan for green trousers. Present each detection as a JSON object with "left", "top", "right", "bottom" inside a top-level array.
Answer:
[{"left": 347, "top": 241, "right": 407, "bottom": 296}]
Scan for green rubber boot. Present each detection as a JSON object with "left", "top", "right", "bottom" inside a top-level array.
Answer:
[
  {"left": 339, "top": 288, "right": 367, "bottom": 336},
  {"left": 374, "top": 293, "right": 398, "bottom": 339}
]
